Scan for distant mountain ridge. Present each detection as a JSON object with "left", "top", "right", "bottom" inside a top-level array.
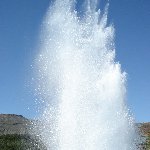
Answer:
[
  {"left": 0, "top": 114, "right": 150, "bottom": 149},
  {"left": 139, "top": 122, "right": 150, "bottom": 137},
  {"left": 0, "top": 114, "right": 46, "bottom": 149},
  {"left": 0, "top": 114, "right": 31, "bottom": 135},
  {"left": 0, "top": 114, "right": 150, "bottom": 136}
]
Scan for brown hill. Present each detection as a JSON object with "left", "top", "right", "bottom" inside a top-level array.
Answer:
[
  {"left": 0, "top": 114, "right": 31, "bottom": 135},
  {"left": 0, "top": 114, "right": 149, "bottom": 149},
  {"left": 0, "top": 114, "right": 150, "bottom": 137},
  {"left": 139, "top": 122, "right": 150, "bottom": 137}
]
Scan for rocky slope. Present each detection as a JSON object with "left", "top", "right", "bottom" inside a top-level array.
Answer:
[
  {"left": 0, "top": 114, "right": 46, "bottom": 149},
  {"left": 139, "top": 122, "right": 150, "bottom": 149},
  {"left": 140, "top": 122, "right": 150, "bottom": 137},
  {"left": 0, "top": 114, "right": 150, "bottom": 149},
  {"left": 0, "top": 114, "right": 31, "bottom": 135}
]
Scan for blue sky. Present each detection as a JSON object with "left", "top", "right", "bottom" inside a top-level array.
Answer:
[{"left": 0, "top": 0, "right": 149, "bottom": 122}]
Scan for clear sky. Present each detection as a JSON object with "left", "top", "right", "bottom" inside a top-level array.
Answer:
[{"left": 0, "top": 0, "right": 149, "bottom": 122}]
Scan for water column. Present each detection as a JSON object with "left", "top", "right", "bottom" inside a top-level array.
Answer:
[{"left": 34, "top": 0, "right": 140, "bottom": 149}]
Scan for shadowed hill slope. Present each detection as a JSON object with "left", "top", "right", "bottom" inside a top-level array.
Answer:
[
  {"left": 139, "top": 122, "right": 150, "bottom": 149},
  {"left": 0, "top": 114, "right": 46, "bottom": 150},
  {"left": 0, "top": 114, "right": 31, "bottom": 135},
  {"left": 0, "top": 114, "right": 150, "bottom": 149}
]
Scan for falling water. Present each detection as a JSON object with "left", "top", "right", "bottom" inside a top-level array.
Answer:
[{"left": 34, "top": 0, "right": 140, "bottom": 149}]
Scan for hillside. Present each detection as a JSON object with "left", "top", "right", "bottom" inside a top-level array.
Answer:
[
  {"left": 0, "top": 114, "right": 45, "bottom": 150},
  {"left": 0, "top": 114, "right": 31, "bottom": 135},
  {"left": 140, "top": 122, "right": 150, "bottom": 137},
  {"left": 139, "top": 122, "right": 150, "bottom": 149},
  {"left": 0, "top": 114, "right": 150, "bottom": 149}
]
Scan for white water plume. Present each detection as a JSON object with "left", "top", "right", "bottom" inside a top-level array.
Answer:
[{"left": 34, "top": 0, "right": 140, "bottom": 149}]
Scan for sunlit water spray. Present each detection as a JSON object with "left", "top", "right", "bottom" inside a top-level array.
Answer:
[{"left": 33, "top": 0, "right": 140, "bottom": 149}]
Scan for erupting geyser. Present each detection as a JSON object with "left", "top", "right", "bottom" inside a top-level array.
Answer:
[{"left": 34, "top": 0, "right": 140, "bottom": 149}]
